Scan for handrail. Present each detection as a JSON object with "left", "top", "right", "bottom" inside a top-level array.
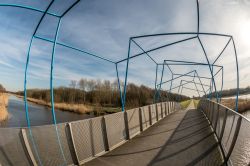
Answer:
[{"left": 198, "top": 99, "right": 250, "bottom": 166}]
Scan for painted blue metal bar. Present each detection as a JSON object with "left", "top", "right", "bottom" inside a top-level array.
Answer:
[
  {"left": 162, "top": 59, "right": 174, "bottom": 74},
  {"left": 169, "top": 80, "right": 206, "bottom": 94},
  {"left": 196, "top": 0, "right": 200, "bottom": 33},
  {"left": 182, "top": 86, "right": 204, "bottom": 93},
  {"left": 157, "top": 64, "right": 165, "bottom": 101},
  {"left": 0, "top": 4, "right": 59, "bottom": 17},
  {"left": 182, "top": 79, "right": 210, "bottom": 88},
  {"left": 132, "top": 32, "right": 232, "bottom": 40},
  {"left": 50, "top": 18, "right": 67, "bottom": 165},
  {"left": 231, "top": 37, "right": 239, "bottom": 112},
  {"left": 158, "top": 70, "right": 196, "bottom": 86},
  {"left": 169, "top": 74, "right": 174, "bottom": 93},
  {"left": 116, "top": 36, "right": 197, "bottom": 64},
  {"left": 197, "top": 37, "right": 219, "bottom": 102},
  {"left": 122, "top": 39, "right": 132, "bottom": 111},
  {"left": 131, "top": 39, "right": 157, "bottom": 64},
  {"left": 173, "top": 73, "right": 211, "bottom": 80},
  {"left": 171, "top": 81, "right": 190, "bottom": 91},
  {"left": 194, "top": 70, "right": 207, "bottom": 95},
  {"left": 154, "top": 64, "right": 158, "bottom": 103},
  {"left": 34, "top": 35, "right": 115, "bottom": 63},
  {"left": 163, "top": 59, "right": 223, "bottom": 68},
  {"left": 213, "top": 38, "right": 232, "bottom": 65},
  {"left": 115, "top": 64, "right": 125, "bottom": 111},
  {"left": 193, "top": 79, "right": 201, "bottom": 97},
  {"left": 60, "top": 0, "right": 80, "bottom": 18},
  {"left": 24, "top": 37, "right": 43, "bottom": 165},
  {"left": 23, "top": 0, "right": 57, "bottom": 165}
]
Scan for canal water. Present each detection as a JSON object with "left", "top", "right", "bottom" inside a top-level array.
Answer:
[
  {"left": 222, "top": 94, "right": 250, "bottom": 120},
  {"left": 1, "top": 96, "right": 94, "bottom": 127}
]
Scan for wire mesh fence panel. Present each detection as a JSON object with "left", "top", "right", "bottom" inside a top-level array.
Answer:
[
  {"left": 209, "top": 101, "right": 214, "bottom": 123},
  {"left": 212, "top": 103, "right": 218, "bottom": 129},
  {"left": 141, "top": 106, "right": 150, "bottom": 130},
  {"left": 230, "top": 117, "right": 250, "bottom": 166},
  {"left": 104, "top": 112, "right": 126, "bottom": 149},
  {"left": 150, "top": 104, "right": 157, "bottom": 124},
  {"left": 216, "top": 105, "right": 227, "bottom": 138},
  {"left": 26, "top": 124, "right": 74, "bottom": 166},
  {"left": 70, "top": 117, "right": 106, "bottom": 164},
  {"left": 0, "top": 128, "right": 30, "bottom": 166},
  {"left": 126, "top": 108, "right": 140, "bottom": 138},
  {"left": 221, "top": 110, "right": 240, "bottom": 155}
]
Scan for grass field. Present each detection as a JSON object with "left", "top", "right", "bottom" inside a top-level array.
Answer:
[
  {"left": 0, "top": 93, "right": 8, "bottom": 121},
  {"left": 193, "top": 100, "right": 200, "bottom": 108},
  {"left": 180, "top": 100, "right": 192, "bottom": 109}
]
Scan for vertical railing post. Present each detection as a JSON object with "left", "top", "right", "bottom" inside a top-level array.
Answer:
[
  {"left": 21, "top": 129, "right": 38, "bottom": 166},
  {"left": 214, "top": 104, "right": 220, "bottom": 135},
  {"left": 139, "top": 108, "right": 143, "bottom": 132},
  {"left": 149, "top": 105, "right": 152, "bottom": 125},
  {"left": 219, "top": 109, "right": 228, "bottom": 141},
  {"left": 124, "top": 111, "right": 130, "bottom": 140},
  {"left": 155, "top": 104, "right": 159, "bottom": 121},
  {"left": 211, "top": 102, "right": 215, "bottom": 127},
  {"left": 160, "top": 103, "right": 163, "bottom": 118},
  {"left": 67, "top": 123, "right": 80, "bottom": 165},
  {"left": 224, "top": 116, "right": 242, "bottom": 164},
  {"left": 164, "top": 102, "right": 167, "bottom": 116},
  {"left": 101, "top": 117, "right": 109, "bottom": 151}
]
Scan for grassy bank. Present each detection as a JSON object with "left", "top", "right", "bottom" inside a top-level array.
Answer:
[
  {"left": 0, "top": 93, "right": 8, "bottom": 121},
  {"left": 180, "top": 100, "right": 191, "bottom": 109},
  {"left": 16, "top": 95, "right": 121, "bottom": 115},
  {"left": 193, "top": 100, "right": 200, "bottom": 108},
  {"left": 221, "top": 99, "right": 250, "bottom": 113}
]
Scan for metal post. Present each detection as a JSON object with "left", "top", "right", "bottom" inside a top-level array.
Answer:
[
  {"left": 160, "top": 102, "right": 163, "bottom": 118},
  {"left": 224, "top": 116, "right": 242, "bottom": 164},
  {"left": 139, "top": 108, "right": 143, "bottom": 132},
  {"left": 122, "top": 39, "right": 132, "bottom": 112},
  {"left": 115, "top": 64, "right": 124, "bottom": 112},
  {"left": 101, "top": 117, "right": 109, "bottom": 151},
  {"left": 164, "top": 102, "right": 167, "bottom": 116},
  {"left": 149, "top": 105, "right": 152, "bottom": 125},
  {"left": 214, "top": 104, "right": 220, "bottom": 135},
  {"left": 67, "top": 123, "right": 80, "bottom": 165},
  {"left": 154, "top": 64, "right": 158, "bottom": 103},
  {"left": 219, "top": 108, "right": 228, "bottom": 141},
  {"left": 21, "top": 129, "right": 38, "bottom": 166},
  {"left": 211, "top": 102, "right": 215, "bottom": 127},
  {"left": 124, "top": 111, "right": 130, "bottom": 140},
  {"left": 155, "top": 104, "right": 159, "bottom": 121}
]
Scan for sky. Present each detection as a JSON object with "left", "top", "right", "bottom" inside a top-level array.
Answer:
[{"left": 0, "top": 0, "right": 249, "bottom": 97}]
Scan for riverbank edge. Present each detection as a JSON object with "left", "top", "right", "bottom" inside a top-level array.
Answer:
[
  {"left": 15, "top": 95, "right": 121, "bottom": 115},
  {"left": 0, "top": 93, "right": 9, "bottom": 122}
]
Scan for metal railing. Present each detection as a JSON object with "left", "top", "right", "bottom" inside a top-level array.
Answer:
[
  {"left": 0, "top": 101, "right": 179, "bottom": 166},
  {"left": 198, "top": 99, "right": 250, "bottom": 166}
]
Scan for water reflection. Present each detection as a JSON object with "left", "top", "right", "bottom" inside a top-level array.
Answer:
[{"left": 1, "top": 95, "right": 94, "bottom": 127}]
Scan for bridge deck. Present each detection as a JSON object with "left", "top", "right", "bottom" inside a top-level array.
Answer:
[{"left": 85, "top": 101, "right": 223, "bottom": 166}]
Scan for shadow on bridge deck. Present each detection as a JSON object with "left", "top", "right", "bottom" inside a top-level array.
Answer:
[{"left": 85, "top": 101, "right": 223, "bottom": 166}]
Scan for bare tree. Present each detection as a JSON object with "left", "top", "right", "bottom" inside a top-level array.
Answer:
[
  {"left": 69, "top": 80, "right": 77, "bottom": 89},
  {"left": 78, "top": 78, "right": 87, "bottom": 103}
]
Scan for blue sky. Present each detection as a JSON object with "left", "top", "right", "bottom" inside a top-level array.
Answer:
[{"left": 0, "top": 0, "right": 250, "bottom": 97}]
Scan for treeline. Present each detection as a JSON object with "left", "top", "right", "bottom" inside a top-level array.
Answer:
[
  {"left": 17, "top": 79, "right": 189, "bottom": 108},
  {"left": 0, "top": 84, "right": 5, "bottom": 91},
  {"left": 206, "top": 86, "right": 250, "bottom": 98}
]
